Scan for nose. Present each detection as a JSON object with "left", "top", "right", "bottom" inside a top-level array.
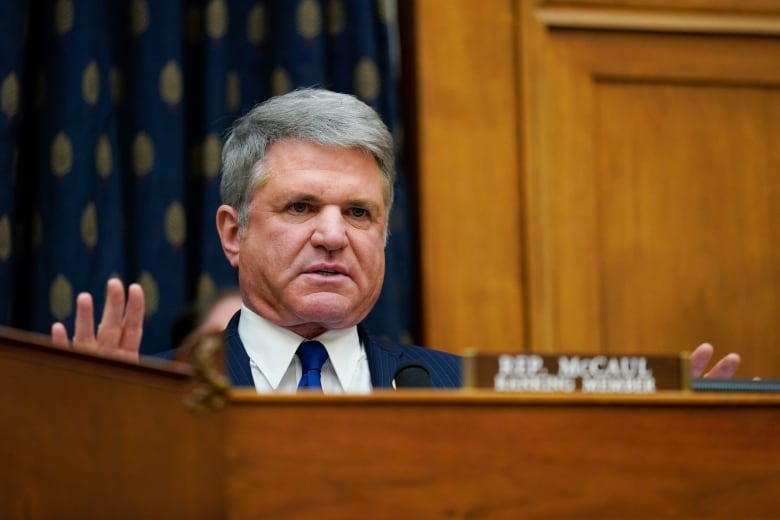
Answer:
[{"left": 310, "top": 206, "right": 348, "bottom": 251}]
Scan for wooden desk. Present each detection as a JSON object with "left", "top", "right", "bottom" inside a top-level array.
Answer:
[{"left": 2, "top": 327, "right": 778, "bottom": 519}]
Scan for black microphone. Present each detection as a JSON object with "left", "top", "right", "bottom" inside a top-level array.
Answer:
[{"left": 392, "top": 362, "right": 432, "bottom": 389}]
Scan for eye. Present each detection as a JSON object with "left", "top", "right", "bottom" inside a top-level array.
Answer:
[
  {"left": 289, "top": 201, "right": 309, "bottom": 214},
  {"left": 349, "top": 207, "right": 370, "bottom": 219}
]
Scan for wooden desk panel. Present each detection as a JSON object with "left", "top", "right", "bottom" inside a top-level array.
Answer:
[
  {"left": 0, "top": 327, "right": 226, "bottom": 520},
  {"left": 227, "top": 392, "right": 780, "bottom": 519}
]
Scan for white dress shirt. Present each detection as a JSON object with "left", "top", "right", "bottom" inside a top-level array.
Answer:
[{"left": 237, "top": 304, "right": 372, "bottom": 394}]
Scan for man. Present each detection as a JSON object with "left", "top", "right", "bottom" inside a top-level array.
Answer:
[{"left": 51, "top": 88, "right": 740, "bottom": 391}]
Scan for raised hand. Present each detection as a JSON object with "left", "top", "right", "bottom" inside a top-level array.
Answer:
[
  {"left": 689, "top": 342, "right": 741, "bottom": 379},
  {"left": 51, "top": 278, "right": 144, "bottom": 363}
]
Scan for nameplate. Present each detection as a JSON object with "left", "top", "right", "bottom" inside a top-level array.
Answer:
[{"left": 462, "top": 352, "right": 690, "bottom": 393}]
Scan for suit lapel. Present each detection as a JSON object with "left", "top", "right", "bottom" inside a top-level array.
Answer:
[
  {"left": 361, "top": 326, "right": 403, "bottom": 388},
  {"left": 223, "top": 311, "right": 254, "bottom": 386}
]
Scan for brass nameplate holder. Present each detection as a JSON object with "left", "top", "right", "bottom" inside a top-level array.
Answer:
[{"left": 463, "top": 351, "right": 690, "bottom": 393}]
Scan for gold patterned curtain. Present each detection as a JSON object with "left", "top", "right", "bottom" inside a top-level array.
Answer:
[{"left": 0, "top": 0, "right": 414, "bottom": 353}]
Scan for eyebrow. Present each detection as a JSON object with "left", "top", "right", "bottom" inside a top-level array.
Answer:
[
  {"left": 288, "top": 193, "right": 320, "bottom": 203},
  {"left": 287, "top": 193, "right": 382, "bottom": 212},
  {"left": 346, "top": 198, "right": 381, "bottom": 209}
]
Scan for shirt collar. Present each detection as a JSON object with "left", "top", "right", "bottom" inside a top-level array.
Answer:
[{"left": 237, "top": 304, "right": 362, "bottom": 390}]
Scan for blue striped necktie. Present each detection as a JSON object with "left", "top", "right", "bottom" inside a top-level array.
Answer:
[{"left": 296, "top": 341, "right": 329, "bottom": 391}]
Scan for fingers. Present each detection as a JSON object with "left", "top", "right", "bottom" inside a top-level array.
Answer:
[
  {"left": 51, "top": 322, "right": 69, "bottom": 348},
  {"left": 703, "top": 352, "right": 741, "bottom": 379},
  {"left": 72, "top": 292, "right": 97, "bottom": 350},
  {"left": 96, "top": 278, "right": 126, "bottom": 350},
  {"left": 689, "top": 343, "right": 714, "bottom": 378},
  {"left": 49, "top": 278, "right": 145, "bottom": 362},
  {"left": 118, "top": 283, "right": 145, "bottom": 361},
  {"left": 690, "top": 343, "right": 741, "bottom": 379}
]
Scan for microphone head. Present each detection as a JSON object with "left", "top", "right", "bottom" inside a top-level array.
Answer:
[{"left": 392, "top": 361, "right": 432, "bottom": 389}]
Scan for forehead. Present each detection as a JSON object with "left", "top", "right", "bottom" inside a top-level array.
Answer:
[
  {"left": 265, "top": 138, "right": 377, "bottom": 171},
  {"left": 261, "top": 139, "right": 385, "bottom": 197}
]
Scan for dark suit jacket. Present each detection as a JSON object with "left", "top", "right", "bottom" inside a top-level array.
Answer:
[{"left": 222, "top": 311, "right": 462, "bottom": 389}]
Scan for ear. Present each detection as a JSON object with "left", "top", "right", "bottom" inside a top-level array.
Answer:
[{"left": 216, "top": 205, "right": 241, "bottom": 268}]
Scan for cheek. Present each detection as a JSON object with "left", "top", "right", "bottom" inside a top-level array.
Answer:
[
  {"left": 237, "top": 233, "right": 282, "bottom": 284},
  {"left": 243, "top": 223, "right": 296, "bottom": 262},
  {"left": 356, "top": 235, "right": 386, "bottom": 280}
]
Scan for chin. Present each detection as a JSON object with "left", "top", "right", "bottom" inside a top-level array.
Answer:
[
  {"left": 300, "top": 306, "right": 355, "bottom": 323},
  {"left": 294, "top": 297, "right": 360, "bottom": 326}
]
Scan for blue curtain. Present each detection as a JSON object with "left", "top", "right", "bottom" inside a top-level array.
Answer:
[{"left": 0, "top": 0, "right": 415, "bottom": 354}]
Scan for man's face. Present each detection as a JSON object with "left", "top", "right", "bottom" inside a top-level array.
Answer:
[{"left": 223, "top": 139, "right": 387, "bottom": 338}]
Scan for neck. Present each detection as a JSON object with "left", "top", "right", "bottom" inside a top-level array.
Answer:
[{"left": 286, "top": 323, "right": 329, "bottom": 339}]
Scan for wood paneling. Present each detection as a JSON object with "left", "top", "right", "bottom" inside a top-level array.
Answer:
[
  {"left": 410, "top": 1, "right": 780, "bottom": 377},
  {"left": 226, "top": 390, "right": 780, "bottom": 518},
  {"left": 597, "top": 83, "right": 780, "bottom": 357},
  {"left": 409, "top": 0, "right": 525, "bottom": 352}
]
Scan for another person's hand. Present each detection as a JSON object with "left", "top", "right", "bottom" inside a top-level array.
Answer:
[
  {"left": 51, "top": 278, "right": 144, "bottom": 363},
  {"left": 690, "top": 343, "right": 740, "bottom": 378}
]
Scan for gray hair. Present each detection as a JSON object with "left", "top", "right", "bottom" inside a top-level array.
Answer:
[{"left": 220, "top": 88, "right": 396, "bottom": 235}]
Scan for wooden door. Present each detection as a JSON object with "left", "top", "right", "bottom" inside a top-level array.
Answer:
[{"left": 522, "top": 3, "right": 780, "bottom": 378}]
